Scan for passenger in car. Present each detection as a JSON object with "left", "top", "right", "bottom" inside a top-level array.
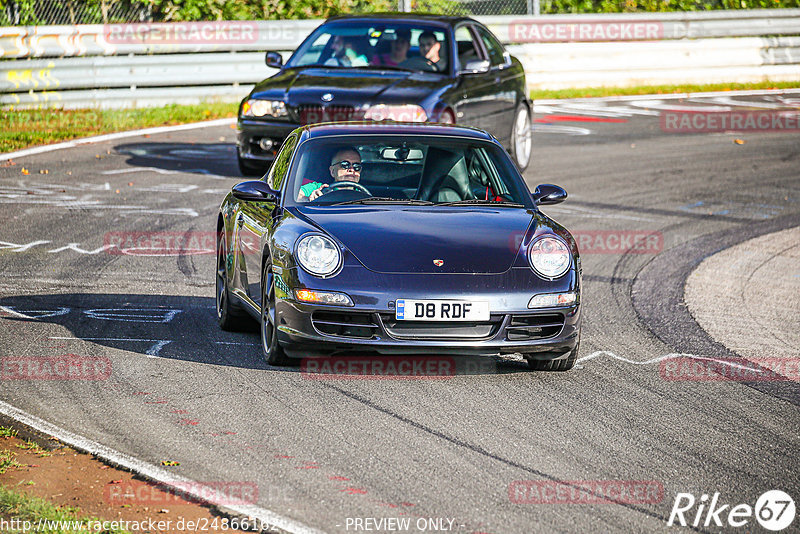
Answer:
[
  {"left": 371, "top": 29, "right": 410, "bottom": 66},
  {"left": 418, "top": 31, "right": 445, "bottom": 71},
  {"left": 297, "top": 147, "right": 363, "bottom": 201},
  {"left": 324, "top": 36, "right": 369, "bottom": 67}
]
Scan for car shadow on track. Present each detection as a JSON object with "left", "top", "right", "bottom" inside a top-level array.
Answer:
[
  {"left": 0, "top": 293, "right": 532, "bottom": 376},
  {"left": 113, "top": 142, "right": 246, "bottom": 178},
  {"left": 0, "top": 293, "right": 265, "bottom": 370}
]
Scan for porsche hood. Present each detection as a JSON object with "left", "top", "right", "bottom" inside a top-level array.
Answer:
[{"left": 298, "top": 206, "right": 534, "bottom": 274}]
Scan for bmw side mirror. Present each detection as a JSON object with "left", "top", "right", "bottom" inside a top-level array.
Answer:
[
  {"left": 232, "top": 180, "right": 280, "bottom": 203},
  {"left": 266, "top": 52, "right": 283, "bottom": 69},
  {"left": 532, "top": 184, "right": 567, "bottom": 205},
  {"left": 459, "top": 59, "right": 490, "bottom": 75}
]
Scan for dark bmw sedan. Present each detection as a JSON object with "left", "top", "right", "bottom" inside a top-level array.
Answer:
[
  {"left": 217, "top": 123, "right": 580, "bottom": 371},
  {"left": 237, "top": 14, "right": 533, "bottom": 175}
]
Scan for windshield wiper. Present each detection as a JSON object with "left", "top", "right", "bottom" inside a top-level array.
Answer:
[
  {"left": 300, "top": 64, "right": 414, "bottom": 73},
  {"left": 353, "top": 65, "right": 414, "bottom": 72},
  {"left": 333, "top": 197, "right": 434, "bottom": 205},
  {"left": 436, "top": 199, "right": 525, "bottom": 208}
]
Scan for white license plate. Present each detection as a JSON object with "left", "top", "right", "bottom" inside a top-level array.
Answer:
[{"left": 395, "top": 299, "right": 490, "bottom": 321}]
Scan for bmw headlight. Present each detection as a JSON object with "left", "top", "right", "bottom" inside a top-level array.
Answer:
[
  {"left": 242, "top": 99, "right": 287, "bottom": 118},
  {"left": 528, "top": 236, "right": 571, "bottom": 279},
  {"left": 296, "top": 234, "right": 341, "bottom": 277}
]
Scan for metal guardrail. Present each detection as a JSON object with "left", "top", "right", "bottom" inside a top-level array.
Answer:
[
  {"left": 0, "top": 20, "right": 319, "bottom": 59},
  {"left": 3, "top": 11, "right": 800, "bottom": 59},
  {"left": 1, "top": 10, "right": 799, "bottom": 109}
]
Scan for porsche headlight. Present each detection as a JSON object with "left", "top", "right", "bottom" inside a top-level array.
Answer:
[
  {"left": 528, "top": 236, "right": 571, "bottom": 279},
  {"left": 364, "top": 104, "right": 427, "bottom": 122},
  {"left": 296, "top": 234, "right": 341, "bottom": 277},
  {"left": 242, "top": 99, "right": 287, "bottom": 118}
]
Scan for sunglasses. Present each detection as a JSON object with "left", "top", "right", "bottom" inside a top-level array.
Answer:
[{"left": 331, "top": 160, "right": 362, "bottom": 172}]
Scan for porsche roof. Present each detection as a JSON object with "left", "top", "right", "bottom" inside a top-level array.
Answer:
[{"left": 299, "top": 121, "right": 496, "bottom": 141}]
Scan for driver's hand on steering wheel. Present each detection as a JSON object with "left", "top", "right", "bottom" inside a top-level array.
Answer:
[{"left": 308, "top": 184, "right": 329, "bottom": 201}]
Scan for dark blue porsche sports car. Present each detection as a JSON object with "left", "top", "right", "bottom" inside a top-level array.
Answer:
[{"left": 216, "top": 122, "right": 581, "bottom": 371}]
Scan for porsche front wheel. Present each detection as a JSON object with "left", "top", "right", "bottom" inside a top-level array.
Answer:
[
  {"left": 261, "top": 263, "right": 298, "bottom": 366},
  {"left": 526, "top": 335, "right": 579, "bottom": 372}
]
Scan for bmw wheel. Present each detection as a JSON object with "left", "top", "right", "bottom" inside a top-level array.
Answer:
[
  {"left": 438, "top": 108, "right": 455, "bottom": 125},
  {"left": 237, "top": 151, "right": 266, "bottom": 177},
  {"left": 510, "top": 102, "right": 532, "bottom": 172}
]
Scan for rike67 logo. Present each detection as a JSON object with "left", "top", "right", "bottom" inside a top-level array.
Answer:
[{"left": 668, "top": 490, "right": 795, "bottom": 531}]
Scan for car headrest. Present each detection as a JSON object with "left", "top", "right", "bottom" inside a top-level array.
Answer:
[{"left": 417, "top": 147, "right": 470, "bottom": 201}]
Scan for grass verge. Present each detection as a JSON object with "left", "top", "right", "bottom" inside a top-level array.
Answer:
[
  {"left": 1, "top": 430, "right": 129, "bottom": 534},
  {"left": 530, "top": 80, "right": 800, "bottom": 100},
  {"left": 1, "top": 102, "right": 237, "bottom": 154},
  {"left": 0, "top": 485, "right": 130, "bottom": 533},
  {"left": 1, "top": 80, "right": 797, "bottom": 154},
  {"left": 0, "top": 451, "right": 22, "bottom": 475}
]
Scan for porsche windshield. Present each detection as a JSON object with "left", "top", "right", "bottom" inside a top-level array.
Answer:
[
  {"left": 287, "top": 23, "right": 450, "bottom": 73},
  {"left": 288, "top": 135, "right": 532, "bottom": 207}
]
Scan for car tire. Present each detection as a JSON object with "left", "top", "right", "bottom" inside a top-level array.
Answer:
[
  {"left": 216, "top": 235, "right": 251, "bottom": 331},
  {"left": 438, "top": 108, "right": 455, "bottom": 125},
  {"left": 510, "top": 102, "right": 532, "bottom": 172},
  {"left": 261, "top": 262, "right": 298, "bottom": 367},
  {"left": 237, "top": 152, "right": 266, "bottom": 177},
  {"left": 526, "top": 336, "right": 579, "bottom": 372}
]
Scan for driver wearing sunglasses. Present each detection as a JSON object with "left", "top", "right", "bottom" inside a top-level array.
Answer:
[{"left": 297, "top": 147, "right": 363, "bottom": 201}]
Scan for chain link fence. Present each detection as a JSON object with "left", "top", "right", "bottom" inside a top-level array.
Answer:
[
  {"left": 2, "top": 1, "right": 150, "bottom": 25},
  {"left": 3, "top": 0, "right": 798, "bottom": 25},
  {"left": 0, "top": 1, "right": 515, "bottom": 25}
]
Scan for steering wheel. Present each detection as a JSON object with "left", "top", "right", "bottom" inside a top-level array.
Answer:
[
  {"left": 322, "top": 181, "right": 372, "bottom": 196},
  {"left": 398, "top": 56, "right": 437, "bottom": 72}
]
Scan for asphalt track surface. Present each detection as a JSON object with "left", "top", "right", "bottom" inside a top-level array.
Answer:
[{"left": 1, "top": 92, "right": 799, "bottom": 533}]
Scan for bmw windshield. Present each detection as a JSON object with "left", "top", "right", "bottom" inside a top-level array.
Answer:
[{"left": 286, "top": 22, "right": 450, "bottom": 74}]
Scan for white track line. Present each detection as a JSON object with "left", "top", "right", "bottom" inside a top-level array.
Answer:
[
  {"left": 0, "top": 400, "right": 322, "bottom": 534},
  {"left": 534, "top": 88, "right": 800, "bottom": 105},
  {"left": 0, "top": 118, "right": 235, "bottom": 162},
  {"left": 578, "top": 350, "right": 789, "bottom": 374}
]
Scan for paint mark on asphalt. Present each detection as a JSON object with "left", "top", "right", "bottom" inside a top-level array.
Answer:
[
  {"left": 83, "top": 308, "right": 182, "bottom": 323},
  {"left": 0, "top": 306, "right": 70, "bottom": 319}
]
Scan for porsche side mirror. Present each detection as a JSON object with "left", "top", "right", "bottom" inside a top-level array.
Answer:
[
  {"left": 532, "top": 184, "right": 567, "bottom": 205},
  {"left": 266, "top": 52, "right": 283, "bottom": 69},
  {"left": 459, "top": 59, "right": 490, "bottom": 75},
  {"left": 232, "top": 180, "right": 280, "bottom": 203}
]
